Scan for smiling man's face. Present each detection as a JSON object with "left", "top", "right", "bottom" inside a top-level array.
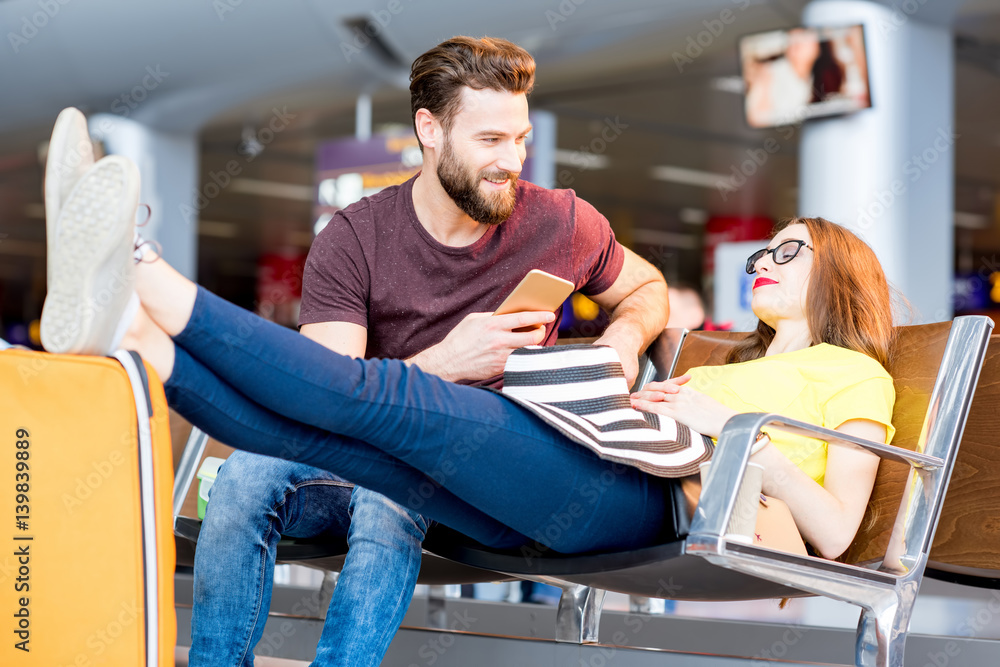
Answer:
[{"left": 436, "top": 86, "right": 531, "bottom": 225}]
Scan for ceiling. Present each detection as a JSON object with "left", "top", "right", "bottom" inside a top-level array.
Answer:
[{"left": 2, "top": 0, "right": 1000, "bottom": 322}]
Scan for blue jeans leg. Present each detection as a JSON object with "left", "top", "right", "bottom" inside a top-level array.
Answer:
[
  {"left": 167, "top": 287, "right": 677, "bottom": 553},
  {"left": 188, "top": 451, "right": 354, "bottom": 667},
  {"left": 165, "top": 343, "right": 527, "bottom": 550},
  {"left": 314, "top": 487, "right": 427, "bottom": 667}
]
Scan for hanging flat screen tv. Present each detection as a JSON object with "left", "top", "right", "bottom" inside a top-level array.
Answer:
[{"left": 739, "top": 24, "right": 871, "bottom": 129}]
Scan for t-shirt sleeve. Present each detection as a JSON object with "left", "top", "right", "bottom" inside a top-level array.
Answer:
[
  {"left": 569, "top": 194, "right": 625, "bottom": 296},
  {"left": 298, "top": 211, "right": 370, "bottom": 329},
  {"left": 822, "top": 374, "right": 896, "bottom": 444}
]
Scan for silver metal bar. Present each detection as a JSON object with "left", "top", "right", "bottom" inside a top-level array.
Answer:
[
  {"left": 687, "top": 412, "right": 757, "bottom": 541},
  {"left": 635, "top": 327, "right": 687, "bottom": 388},
  {"left": 518, "top": 576, "right": 608, "bottom": 644},
  {"left": 172, "top": 425, "right": 209, "bottom": 523},
  {"left": 553, "top": 584, "right": 606, "bottom": 644},
  {"left": 763, "top": 419, "right": 943, "bottom": 467},
  {"left": 315, "top": 571, "right": 338, "bottom": 620},
  {"left": 113, "top": 351, "right": 161, "bottom": 667}
]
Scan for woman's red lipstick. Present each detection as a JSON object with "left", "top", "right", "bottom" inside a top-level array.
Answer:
[{"left": 753, "top": 277, "right": 777, "bottom": 289}]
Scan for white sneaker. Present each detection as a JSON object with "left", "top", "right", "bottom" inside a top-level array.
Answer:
[
  {"left": 45, "top": 107, "right": 95, "bottom": 285},
  {"left": 41, "top": 155, "right": 141, "bottom": 355}
]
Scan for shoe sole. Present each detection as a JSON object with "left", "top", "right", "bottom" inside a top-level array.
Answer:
[
  {"left": 45, "top": 107, "right": 94, "bottom": 285},
  {"left": 40, "top": 156, "right": 139, "bottom": 355}
]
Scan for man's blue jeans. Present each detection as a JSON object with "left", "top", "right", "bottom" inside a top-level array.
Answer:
[
  {"left": 188, "top": 450, "right": 426, "bottom": 667},
  {"left": 165, "top": 287, "right": 678, "bottom": 557}
]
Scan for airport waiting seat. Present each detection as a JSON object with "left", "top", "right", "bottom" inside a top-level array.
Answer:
[{"left": 172, "top": 316, "right": 995, "bottom": 667}]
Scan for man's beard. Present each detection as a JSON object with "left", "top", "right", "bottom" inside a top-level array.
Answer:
[{"left": 437, "top": 138, "right": 518, "bottom": 226}]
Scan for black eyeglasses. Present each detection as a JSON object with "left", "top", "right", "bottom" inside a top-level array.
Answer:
[{"left": 745, "top": 239, "right": 812, "bottom": 275}]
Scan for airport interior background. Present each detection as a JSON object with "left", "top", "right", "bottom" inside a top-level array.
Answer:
[
  {"left": 3, "top": 0, "right": 1000, "bottom": 342},
  {"left": 5, "top": 0, "right": 1000, "bottom": 664}
]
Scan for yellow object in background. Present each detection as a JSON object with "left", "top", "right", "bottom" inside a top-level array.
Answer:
[
  {"left": 572, "top": 293, "right": 600, "bottom": 321},
  {"left": 28, "top": 320, "right": 41, "bottom": 347}
]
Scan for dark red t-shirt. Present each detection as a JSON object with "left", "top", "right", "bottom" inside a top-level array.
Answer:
[{"left": 299, "top": 175, "right": 624, "bottom": 386}]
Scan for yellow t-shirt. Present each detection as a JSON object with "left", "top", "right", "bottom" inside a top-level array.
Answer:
[{"left": 685, "top": 343, "right": 895, "bottom": 486}]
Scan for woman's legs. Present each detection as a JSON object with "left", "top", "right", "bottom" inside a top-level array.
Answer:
[
  {"left": 166, "top": 342, "right": 527, "bottom": 549},
  {"left": 120, "top": 304, "right": 175, "bottom": 380},
  {"left": 67, "top": 220, "right": 676, "bottom": 553},
  {"left": 161, "top": 287, "right": 677, "bottom": 553},
  {"left": 133, "top": 247, "right": 198, "bottom": 339}
]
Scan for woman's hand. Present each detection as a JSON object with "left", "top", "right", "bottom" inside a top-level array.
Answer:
[{"left": 629, "top": 375, "right": 738, "bottom": 439}]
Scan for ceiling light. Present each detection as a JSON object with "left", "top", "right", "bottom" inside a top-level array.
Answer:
[
  {"left": 955, "top": 211, "right": 990, "bottom": 230},
  {"left": 238, "top": 125, "right": 265, "bottom": 158},
  {"left": 679, "top": 208, "right": 709, "bottom": 225},
  {"left": 650, "top": 165, "right": 729, "bottom": 189},
  {"left": 231, "top": 178, "right": 315, "bottom": 202},
  {"left": 711, "top": 76, "right": 746, "bottom": 94},
  {"left": 199, "top": 220, "right": 239, "bottom": 238},
  {"left": 554, "top": 149, "right": 610, "bottom": 170},
  {"left": 314, "top": 213, "right": 334, "bottom": 236}
]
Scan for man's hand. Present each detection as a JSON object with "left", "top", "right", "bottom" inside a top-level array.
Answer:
[
  {"left": 629, "top": 375, "right": 738, "bottom": 438},
  {"left": 408, "top": 310, "right": 555, "bottom": 382},
  {"left": 592, "top": 329, "right": 642, "bottom": 387},
  {"left": 588, "top": 247, "right": 669, "bottom": 388}
]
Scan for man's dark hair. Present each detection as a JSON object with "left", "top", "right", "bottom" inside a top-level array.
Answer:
[{"left": 409, "top": 36, "right": 535, "bottom": 148}]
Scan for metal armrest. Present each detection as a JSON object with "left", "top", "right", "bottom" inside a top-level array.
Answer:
[
  {"left": 765, "top": 418, "right": 941, "bottom": 468},
  {"left": 689, "top": 412, "right": 940, "bottom": 548}
]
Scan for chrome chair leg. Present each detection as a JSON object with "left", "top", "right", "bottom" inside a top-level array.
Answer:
[
  {"left": 316, "top": 571, "right": 339, "bottom": 619},
  {"left": 629, "top": 595, "right": 651, "bottom": 613},
  {"left": 855, "top": 593, "right": 909, "bottom": 667},
  {"left": 427, "top": 584, "right": 460, "bottom": 629},
  {"left": 554, "top": 584, "right": 606, "bottom": 644}
]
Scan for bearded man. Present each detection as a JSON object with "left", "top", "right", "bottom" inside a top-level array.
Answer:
[{"left": 189, "top": 36, "right": 668, "bottom": 667}]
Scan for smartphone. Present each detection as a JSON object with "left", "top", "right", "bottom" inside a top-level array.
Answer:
[{"left": 494, "top": 269, "right": 575, "bottom": 319}]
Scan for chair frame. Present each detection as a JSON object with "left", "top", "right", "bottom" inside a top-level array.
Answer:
[{"left": 171, "top": 315, "right": 994, "bottom": 667}]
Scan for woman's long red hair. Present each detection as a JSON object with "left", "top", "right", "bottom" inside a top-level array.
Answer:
[{"left": 727, "top": 217, "right": 895, "bottom": 368}]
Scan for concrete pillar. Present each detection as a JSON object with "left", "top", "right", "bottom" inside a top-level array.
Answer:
[
  {"left": 799, "top": 0, "right": 956, "bottom": 322},
  {"left": 88, "top": 114, "right": 200, "bottom": 280},
  {"left": 528, "top": 110, "right": 557, "bottom": 189}
]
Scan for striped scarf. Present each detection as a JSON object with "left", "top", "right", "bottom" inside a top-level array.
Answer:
[{"left": 499, "top": 344, "right": 714, "bottom": 478}]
